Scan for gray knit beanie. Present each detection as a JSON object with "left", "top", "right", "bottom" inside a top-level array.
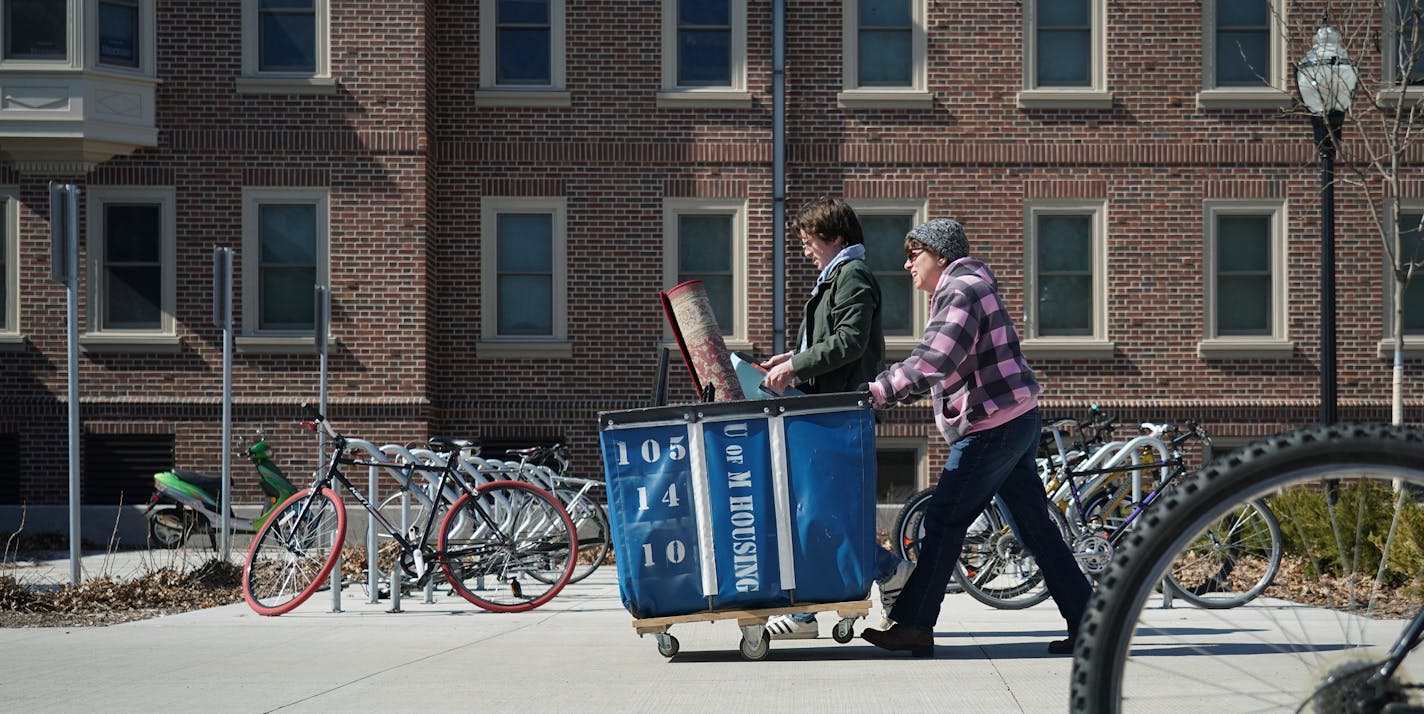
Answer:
[{"left": 907, "top": 218, "right": 968, "bottom": 261}]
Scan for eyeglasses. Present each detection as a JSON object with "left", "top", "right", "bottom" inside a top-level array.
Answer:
[{"left": 904, "top": 247, "right": 926, "bottom": 262}]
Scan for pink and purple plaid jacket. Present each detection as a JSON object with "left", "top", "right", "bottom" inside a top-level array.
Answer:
[{"left": 867, "top": 257, "right": 1041, "bottom": 445}]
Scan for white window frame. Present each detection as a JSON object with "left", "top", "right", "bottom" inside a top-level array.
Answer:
[
  {"left": 1380, "top": 199, "right": 1424, "bottom": 358},
  {"left": 1020, "top": 200, "right": 1113, "bottom": 359},
  {"left": 478, "top": 196, "right": 571, "bottom": 358},
  {"left": 852, "top": 199, "right": 926, "bottom": 355},
  {"left": 87, "top": 0, "right": 155, "bottom": 75},
  {"left": 238, "top": 188, "right": 330, "bottom": 352},
  {"left": 657, "top": 0, "right": 751, "bottom": 109},
  {"left": 476, "top": 0, "right": 570, "bottom": 108},
  {"left": 81, "top": 186, "right": 178, "bottom": 352},
  {"left": 237, "top": 0, "right": 335, "bottom": 95},
  {"left": 0, "top": 189, "right": 18, "bottom": 348},
  {"left": 0, "top": 0, "right": 76, "bottom": 66},
  {"left": 837, "top": 0, "right": 931, "bottom": 110},
  {"left": 1018, "top": 0, "right": 1111, "bottom": 109},
  {"left": 1383, "top": 1, "right": 1424, "bottom": 105},
  {"left": 1199, "top": 199, "right": 1292, "bottom": 359},
  {"left": 661, "top": 197, "right": 750, "bottom": 353},
  {"left": 1197, "top": 0, "right": 1289, "bottom": 109}
]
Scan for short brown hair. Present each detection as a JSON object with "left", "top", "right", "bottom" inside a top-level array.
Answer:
[{"left": 790, "top": 196, "right": 864, "bottom": 246}]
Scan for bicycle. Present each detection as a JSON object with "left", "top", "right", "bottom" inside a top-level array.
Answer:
[
  {"left": 922, "top": 413, "right": 1282, "bottom": 611},
  {"left": 241, "top": 406, "right": 578, "bottom": 616},
  {"left": 497, "top": 443, "right": 612, "bottom": 585},
  {"left": 1070, "top": 422, "right": 1424, "bottom": 713}
]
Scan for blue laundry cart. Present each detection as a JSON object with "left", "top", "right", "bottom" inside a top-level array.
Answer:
[{"left": 597, "top": 391, "right": 878, "bottom": 660}]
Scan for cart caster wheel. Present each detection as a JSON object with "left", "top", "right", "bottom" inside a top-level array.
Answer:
[
  {"left": 832, "top": 618, "right": 855, "bottom": 644},
  {"left": 739, "top": 630, "right": 771, "bottom": 661},
  {"left": 656, "top": 634, "right": 680, "bottom": 658}
]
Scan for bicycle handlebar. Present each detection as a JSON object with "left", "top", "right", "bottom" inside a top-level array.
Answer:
[{"left": 298, "top": 402, "right": 340, "bottom": 441}]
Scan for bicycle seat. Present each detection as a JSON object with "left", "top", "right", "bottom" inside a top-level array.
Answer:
[{"left": 428, "top": 436, "right": 478, "bottom": 452}]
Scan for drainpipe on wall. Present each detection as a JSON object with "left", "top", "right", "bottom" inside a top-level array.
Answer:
[{"left": 771, "top": 0, "right": 787, "bottom": 355}]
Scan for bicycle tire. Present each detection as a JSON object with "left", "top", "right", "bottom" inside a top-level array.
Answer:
[
  {"left": 891, "top": 487, "right": 961, "bottom": 594},
  {"left": 1070, "top": 423, "right": 1424, "bottom": 713},
  {"left": 242, "top": 487, "right": 347, "bottom": 616},
  {"left": 1162, "top": 498, "right": 1282, "bottom": 609},
  {"left": 438, "top": 480, "right": 577, "bottom": 612},
  {"left": 953, "top": 499, "right": 1058, "bottom": 610},
  {"left": 548, "top": 489, "right": 610, "bottom": 585}
]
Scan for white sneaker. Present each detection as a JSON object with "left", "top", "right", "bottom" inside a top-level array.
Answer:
[
  {"left": 877, "top": 559, "right": 915, "bottom": 626},
  {"left": 765, "top": 614, "right": 818, "bottom": 640}
]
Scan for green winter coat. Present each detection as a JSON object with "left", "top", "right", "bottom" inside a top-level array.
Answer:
[{"left": 790, "top": 258, "right": 885, "bottom": 395}]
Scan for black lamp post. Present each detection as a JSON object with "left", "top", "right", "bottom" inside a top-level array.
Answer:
[{"left": 1296, "top": 23, "right": 1358, "bottom": 425}]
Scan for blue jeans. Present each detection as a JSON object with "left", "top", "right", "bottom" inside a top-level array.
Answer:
[{"left": 887, "top": 408, "right": 1091, "bottom": 634}]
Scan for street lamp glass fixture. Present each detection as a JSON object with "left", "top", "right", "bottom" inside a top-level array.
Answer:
[{"left": 1296, "top": 25, "right": 1358, "bottom": 116}]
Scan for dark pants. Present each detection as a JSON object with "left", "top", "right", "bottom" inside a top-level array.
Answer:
[{"left": 888, "top": 408, "right": 1091, "bottom": 634}]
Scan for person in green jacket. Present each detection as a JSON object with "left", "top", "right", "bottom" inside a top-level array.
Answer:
[
  {"left": 762, "top": 196, "right": 886, "bottom": 396},
  {"left": 761, "top": 196, "right": 912, "bottom": 639}
]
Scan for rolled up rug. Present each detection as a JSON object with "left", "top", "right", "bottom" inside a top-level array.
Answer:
[{"left": 660, "top": 279, "right": 746, "bottom": 402}]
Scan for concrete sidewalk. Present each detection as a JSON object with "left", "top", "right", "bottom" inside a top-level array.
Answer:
[
  {"left": 1, "top": 551, "right": 1084, "bottom": 713},
  {"left": 3, "top": 549, "right": 1373, "bottom": 714}
]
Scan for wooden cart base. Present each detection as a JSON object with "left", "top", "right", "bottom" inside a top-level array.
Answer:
[{"left": 631, "top": 599, "right": 872, "bottom": 661}]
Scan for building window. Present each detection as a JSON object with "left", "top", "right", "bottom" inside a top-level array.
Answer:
[
  {"left": 1198, "top": 0, "right": 1289, "bottom": 109},
  {"left": 1033, "top": 0, "right": 1091, "bottom": 87},
  {"left": 676, "top": 0, "right": 730, "bottom": 86},
  {"left": 662, "top": 198, "right": 748, "bottom": 351},
  {"left": 856, "top": 0, "right": 909, "bottom": 86},
  {"left": 1199, "top": 200, "right": 1290, "bottom": 359},
  {"left": 1021, "top": 201, "right": 1112, "bottom": 359},
  {"left": 1019, "top": 0, "right": 1109, "bottom": 108},
  {"left": 1032, "top": 214, "right": 1092, "bottom": 335},
  {"left": 241, "top": 189, "right": 328, "bottom": 341},
  {"left": 477, "top": 0, "right": 568, "bottom": 106},
  {"left": 1391, "top": 208, "right": 1424, "bottom": 336},
  {"left": 838, "top": 0, "right": 929, "bottom": 109},
  {"left": 854, "top": 201, "right": 926, "bottom": 352},
  {"left": 875, "top": 440, "right": 925, "bottom": 505},
  {"left": 0, "top": 190, "right": 16, "bottom": 340},
  {"left": 97, "top": 0, "right": 140, "bottom": 68},
  {"left": 83, "top": 188, "right": 177, "bottom": 349},
  {"left": 258, "top": 0, "right": 313, "bottom": 71},
  {"left": 239, "top": 0, "right": 332, "bottom": 93},
  {"left": 4, "top": 0, "right": 66, "bottom": 60},
  {"left": 658, "top": 0, "right": 748, "bottom": 107},
  {"left": 479, "top": 197, "right": 569, "bottom": 358},
  {"left": 1386, "top": 0, "right": 1424, "bottom": 86},
  {"left": 1210, "top": 0, "right": 1269, "bottom": 87}
]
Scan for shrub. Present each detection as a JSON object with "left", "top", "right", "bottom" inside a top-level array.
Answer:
[{"left": 1271, "top": 480, "right": 1424, "bottom": 587}]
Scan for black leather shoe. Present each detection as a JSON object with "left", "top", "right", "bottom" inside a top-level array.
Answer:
[
  {"left": 861, "top": 624, "right": 934, "bottom": 657},
  {"left": 1047, "top": 634, "right": 1077, "bottom": 655}
]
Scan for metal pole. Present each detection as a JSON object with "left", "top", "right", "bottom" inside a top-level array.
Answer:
[
  {"left": 316, "top": 286, "right": 341, "bottom": 611},
  {"left": 771, "top": 0, "right": 786, "bottom": 355},
  {"left": 53, "top": 184, "right": 80, "bottom": 585},
  {"left": 216, "top": 248, "right": 234, "bottom": 560},
  {"left": 368, "top": 464, "right": 379, "bottom": 605},
  {"left": 1314, "top": 114, "right": 1340, "bottom": 425},
  {"left": 315, "top": 285, "right": 329, "bottom": 471}
]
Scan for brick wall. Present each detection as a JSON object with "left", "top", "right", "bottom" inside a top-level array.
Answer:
[{"left": 1, "top": 0, "right": 1420, "bottom": 506}]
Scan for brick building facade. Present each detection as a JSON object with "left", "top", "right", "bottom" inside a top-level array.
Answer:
[{"left": 0, "top": 1, "right": 1420, "bottom": 534}]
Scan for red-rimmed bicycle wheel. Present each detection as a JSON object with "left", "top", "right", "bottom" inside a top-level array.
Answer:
[
  {"left": 438, "top": 480, "right": 576, "bottom": 612},
  {"left": 242, "top": 487, "right": 346, "bottom": 616}
]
